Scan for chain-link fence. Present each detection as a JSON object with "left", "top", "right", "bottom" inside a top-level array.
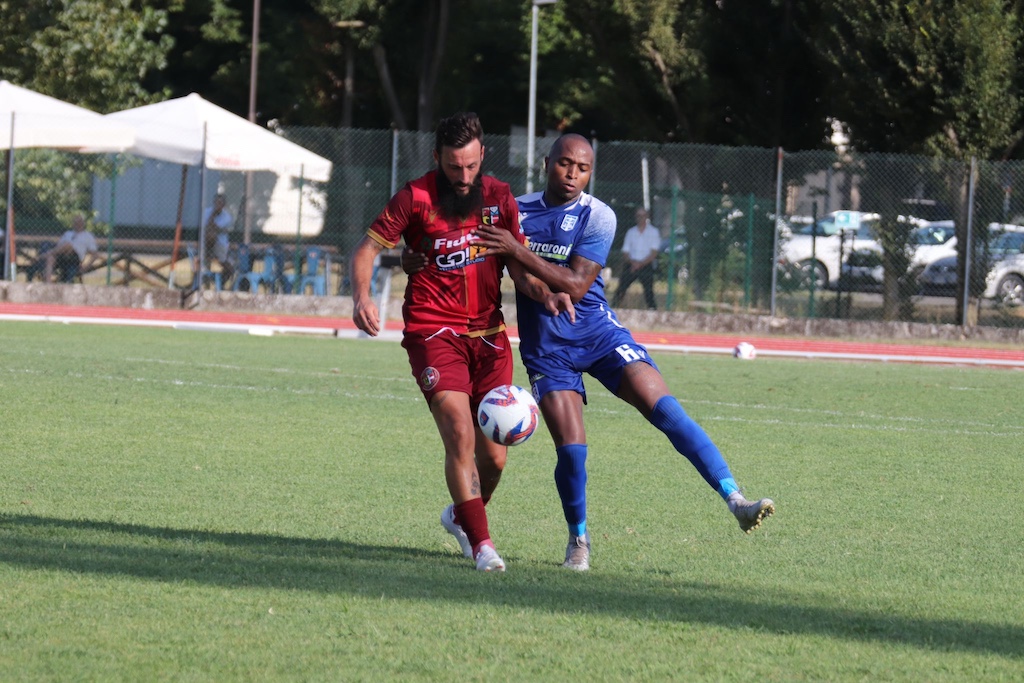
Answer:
[{"left": 4, "top": 128, "right": 1024, "bottom": 329}]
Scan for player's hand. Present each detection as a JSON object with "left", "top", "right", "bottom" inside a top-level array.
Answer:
[
  {"left": 544, "top": 291, "right": 576, "bottom": 323},
  {"left": 400, "top": 247, "right": 428, "bottom": 275},
  {"left": 353, "top": 296, "right": 381, "bottom": 336},
  {"left": 473, "top": 223, "right": 520, "bottom": 257}
]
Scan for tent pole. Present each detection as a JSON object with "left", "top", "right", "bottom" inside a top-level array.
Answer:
[
  {"left": 106, "top": 159, "right": 117, "bottom": 285},
  {"left": 294, "top": 164, "right": 304, "bottom": 275},
  {"left": 168, "top": 164, "right": 188, "bottom": 288},
  {"left": 196, "top": 122, "right": 208, "bottom": 289},
  {"left": 5, "top": 112, "right": 15, "bottom": 281}
]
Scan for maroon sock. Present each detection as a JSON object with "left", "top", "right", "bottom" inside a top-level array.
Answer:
[
  {"left": 454, "top": 498, "right": 491, "bottom": 555},
  {"left": 452, "top": 495, "right": 487, "bottom": 527}
]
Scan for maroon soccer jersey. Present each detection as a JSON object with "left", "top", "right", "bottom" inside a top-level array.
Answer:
[{"left": 367, "top": 171, "right": 525, "bottom": 336}]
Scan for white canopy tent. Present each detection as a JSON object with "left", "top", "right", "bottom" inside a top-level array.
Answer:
[
  {"left": 104, "top": 93, "right": 333, "bottom": 283},
  {"left": 104, "top": 93, "right": 331, "bottom": 180},
  {"left": 0, "top": 80, "right": 136, "bottom": 279}
]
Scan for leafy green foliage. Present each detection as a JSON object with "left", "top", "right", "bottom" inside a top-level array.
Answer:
[
  {"left": 821, "top": 0, "right": 1020, "bottom": 158},
  {"left": 3, "top": 0, "right": 173, "bottom": 111}
]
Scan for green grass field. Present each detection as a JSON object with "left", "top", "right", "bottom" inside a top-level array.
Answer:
[{"left": 1, "top": 322, "right": 1022, "bottom": 681}]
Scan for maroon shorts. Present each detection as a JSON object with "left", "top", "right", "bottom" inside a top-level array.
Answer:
[{"left": 403, "top": 329, "right": 514, "bottom": 410}]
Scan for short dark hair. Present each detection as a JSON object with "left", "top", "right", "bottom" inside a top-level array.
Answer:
[{"left": 435, "top": 112, "right": 483, "bottom": 155}]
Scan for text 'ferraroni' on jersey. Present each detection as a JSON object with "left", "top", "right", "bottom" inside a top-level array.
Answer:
[{"left": 528, "top": 240, "right": 573, "bottom": 261}]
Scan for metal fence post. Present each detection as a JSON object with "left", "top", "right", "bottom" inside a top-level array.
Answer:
[
  {"left": 667, "top": 185, "right": 678, "bottom": 309},
  {"left": 390, "top": 128, "right": 399, "bottom": 196},
  {"left": 745, "top": 193, "right": 753, "bottom": 308},
  {"left": 961, "top": 156, "right": 977, "bottom": 327},
  {"left": 588, "top": 137, "right": 597, "bottom": 196},
  {"left": 809, "top": 201, "right": 818, "bottom": 318},
  {"left": 770, "top": 147, "right": 783, "bottom": 318}
]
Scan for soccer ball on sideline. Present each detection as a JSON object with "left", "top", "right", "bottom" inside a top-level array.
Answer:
[
  {"left": 733, "top": 341, "right": 757, "bottom": 360},
  {"left": 477, "top": 385, "right": 540, "bottom": 446}
]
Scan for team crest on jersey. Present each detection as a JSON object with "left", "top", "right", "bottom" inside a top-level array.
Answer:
[
  {"left": 482, "top": 206, "right": 500, "bottom": 225},
  {"left": 559, "top": 215, "right": 578, "bottom": 232},
  {"left": 420, "top": 366, "right": 440, "bottom": 391}
]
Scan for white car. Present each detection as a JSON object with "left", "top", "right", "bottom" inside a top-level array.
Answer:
[
  {"left": 840, "top": 220, "right": 957, "bottom": 290},
  {"left": 777, "top": 210, "right": 881, "bottom": 289},
  {"left": 918, "top": 229, "right": 1024, "bottom": 301},
  {"left": 983, "top": 235, "right": 1024, "bottom": 305}
]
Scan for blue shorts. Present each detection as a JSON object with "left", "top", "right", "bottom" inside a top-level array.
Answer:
[{"left": 523, "top": 325, "right": 658, "bottom": 404}]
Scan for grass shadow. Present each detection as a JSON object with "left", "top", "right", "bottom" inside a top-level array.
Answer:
[{"left": 1, "top": 513, "right": 1021, "bottom": 660}]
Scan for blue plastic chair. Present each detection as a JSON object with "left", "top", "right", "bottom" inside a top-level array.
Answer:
[
  {"left": 186, "top": 244, "right": 222, "bottom": 291},
  {"left": 262, "top": 245, "right": 286, "bottom": 294},
  {"left": 297, "top": 245, "right": 326, "bottom": 296},
  {"left": 233, "top": 244, "right": 268, "bottom": 293}
]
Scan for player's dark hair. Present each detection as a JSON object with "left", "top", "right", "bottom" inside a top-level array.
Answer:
[{"left": 435, "top": 112, "right": 483, "bottom": 154}]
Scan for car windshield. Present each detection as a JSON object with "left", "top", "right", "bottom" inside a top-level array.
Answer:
[
  {"left": 794, "top": 214, "right": 877, "bottom": 238},
  {"left": 990, "top": 231, "right": 1024, "bottom": 255},
  {"left": 794, "top": 218, "right": 849, "bottom": 236},
  {"left": 910, "top": 225, "right": 955, "bottom": 246}
]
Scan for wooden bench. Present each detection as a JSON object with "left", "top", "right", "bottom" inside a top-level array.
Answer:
[{"left": 14, "top": 235, "right": 342, "bottom": 292}]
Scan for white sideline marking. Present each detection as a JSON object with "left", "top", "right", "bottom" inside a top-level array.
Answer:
[
  {"left": 4, "top": 365, "right": 1018, "bottom": 437},
  {"left": 3, "top": 310, "right": 1024, "bottom": 367}
]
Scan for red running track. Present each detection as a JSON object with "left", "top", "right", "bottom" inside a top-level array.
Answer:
[{"left": 2, "top": 301, "right": 1023, "bottom": 368}]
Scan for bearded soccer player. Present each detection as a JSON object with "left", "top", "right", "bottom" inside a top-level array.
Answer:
[
  {"left": 350, "top": 112, "right": 572, "bottom": 572},
  {"left": 472, "top": 134, "right": 775, "bottom": 571}
]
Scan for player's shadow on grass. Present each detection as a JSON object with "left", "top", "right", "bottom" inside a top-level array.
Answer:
[{"left": 1, "top": 512, "right": 1020, "bottom": 660}]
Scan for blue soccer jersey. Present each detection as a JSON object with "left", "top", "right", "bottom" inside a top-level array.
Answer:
[{"left": 515, "top": 190, "right": 619, "bottom": 362}]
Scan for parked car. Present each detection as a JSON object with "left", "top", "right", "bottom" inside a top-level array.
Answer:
[
  {"left": 777, "top": 210, "right": 880, "bottom": 289},
  {"left": 917, "top": 229, "right": 1024, "bottom": 301},
  {"left": 659, "top": 228, "right": 689, "bottom": 284},
  {"left": 839, "top": 220, "right": 957, "bottom": 291}
]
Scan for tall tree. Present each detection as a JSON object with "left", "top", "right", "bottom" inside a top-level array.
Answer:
[
  {"left": 1, "top": 0, "right": 174, "bottom": 111},
  {"left": 820, "top": 0, "right": 1019, "bottom": 158},
  {"left": 817, "top": 0, "right": 1021, "bottom": 321}
]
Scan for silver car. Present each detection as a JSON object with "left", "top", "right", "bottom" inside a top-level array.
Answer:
[{"left": 918, "top": 230, "right": 1024, "bottom": 302}]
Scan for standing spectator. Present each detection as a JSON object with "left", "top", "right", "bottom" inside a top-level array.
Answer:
[
  {"left": 202, "top": 193, "right": 235, "bottom": 284},
  {"left": 28, "top": 214, "right": 98, "bottom": 283},
  {"left": 612, "top": 207, "right": 661, "bottom": 310}
]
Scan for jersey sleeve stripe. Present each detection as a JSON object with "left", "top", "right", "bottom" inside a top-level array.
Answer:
[{"left": 366, "top": 230, "right": 398, "bottom": 249}]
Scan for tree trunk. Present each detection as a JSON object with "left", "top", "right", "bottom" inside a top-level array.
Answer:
[
  {"left": 372, "top": 43, "right": 407, "bottom": 130},
  {"left": 417, "top": 0, "right": 450, "bottom": 131},
  {"left": 341, "top": 40, "right": 355, "bottom": 129}
]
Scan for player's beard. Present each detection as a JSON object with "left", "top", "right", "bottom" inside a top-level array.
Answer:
[{"left": 436, "top": 166, "right": 484, "bottom": 220}]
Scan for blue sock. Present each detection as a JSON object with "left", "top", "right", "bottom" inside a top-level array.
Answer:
[
  {"left": 554, "top": 444, "right": 588, "bottom": 536},
  {"left": 650, "top": 396, "right": 737, "bottom": 499}
]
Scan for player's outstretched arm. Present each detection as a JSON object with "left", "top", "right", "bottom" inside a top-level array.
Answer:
[
  {"left": 474, "top": 223, "right": 592, "bottom": 302},
  {"left": 507, "top": 261, "right": 575, "bottom": 323},
  {"left": 351, "top": 236, "right": 383, "bottom": 336}
]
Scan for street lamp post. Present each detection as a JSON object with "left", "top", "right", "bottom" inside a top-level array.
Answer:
[
  {"left": 244, "top": 0, "right": 262, "bottom": 244},
  {"left": 526, "top": 0, "right": 557, "bottom": 194}
]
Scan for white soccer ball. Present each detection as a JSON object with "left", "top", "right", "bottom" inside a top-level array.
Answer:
[
  {"left": 477, "top": 384, "right": 540, "bottom": 446},
  {"left": 733, "top": 341, "right": 757, "bottom": 360}
]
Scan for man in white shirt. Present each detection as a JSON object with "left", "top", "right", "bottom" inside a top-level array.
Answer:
[
  {"left": 37, "top": 214, "right": 98, "bottom": 283},
  {"left": 202, "top": 193, "right": 235, "bottom": 283},
  {"left": 612, "top": 207, "right": 661, "bottom": 310}
]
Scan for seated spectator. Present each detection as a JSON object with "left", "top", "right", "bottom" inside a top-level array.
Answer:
[
  {"left": 25, "top": 214, "right": 99, "bottom": 283},
  {"left": 203, "top": 193, "right": 235, "bottom": 285}
]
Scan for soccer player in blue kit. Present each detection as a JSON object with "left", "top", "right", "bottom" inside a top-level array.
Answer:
[{"left": 408, "top": 133, "right": 774, "bottom": 571}]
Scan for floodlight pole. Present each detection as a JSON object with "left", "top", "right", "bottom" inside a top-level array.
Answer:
[{"left": 526, "top": 0, "right": 557, "bottom": 195}]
